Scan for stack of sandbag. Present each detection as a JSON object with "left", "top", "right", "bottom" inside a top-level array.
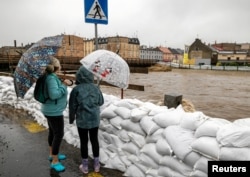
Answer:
[
  {"left": 1, "top": 76, "right": 250, "bottom": 177},
  {"left": 95, "top": 97, "right": 250, "bottom": 177}
]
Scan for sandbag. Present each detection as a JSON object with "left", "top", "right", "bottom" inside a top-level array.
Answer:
[
  {"left": 217, "top": 123, "right": 250, "bottom": 147},
  {"left": 114, "top": 106, "right": 131, "bottom": 119},
  {"left": 100, "top": 104, "right": 117, "bottom": 119},
  {"left": 140, "top": 143, "right": 162, "bottom": 164},
  {"left": 140, "top": 116, "right": 160, "bottom": 135},
  {"left": 180, "top": 111, "right": 208, "bottom": 131},
  {"left": 163, "top": 125, "right": 195, "bottom": 160},
  {"left": 153, "top": 110, "right": 183, "bottom": 128},
  {"left": 160, "top": 155, "right": 193, "bottom": 176},
  {"left": 191, "top": 136, "right": 220, "bottom": 160},
  {"left": 120, "top": 119, "right": 146, "bottom": 136},
  {"left": 219, "top": 147, "right": 250, "bottom": 161},
  {"left": 155, "top": 138, "right": 173, "bottom": 156},
  {"left": 195, "top": 118, "right": 230, "bottom": 138}
]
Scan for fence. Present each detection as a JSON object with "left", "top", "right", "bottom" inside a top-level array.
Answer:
[{"left": 162, "top": 62, "right": 250, "bottom": 72}]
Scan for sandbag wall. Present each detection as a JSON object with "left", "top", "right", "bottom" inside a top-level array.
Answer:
[{"left": 1, "top": 76, "right": 250, "bottom": 177}]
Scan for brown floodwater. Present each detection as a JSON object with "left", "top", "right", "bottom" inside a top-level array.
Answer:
[{"left": 100, "top": 69, "right": 250, "bottom": 122}]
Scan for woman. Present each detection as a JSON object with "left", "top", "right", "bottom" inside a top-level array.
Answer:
[
  {"left": 41, "top": 57, "right": 69, "bottom": 172},
  {"left": 69, "top": 66, "right": 104, "bottom": 174}
]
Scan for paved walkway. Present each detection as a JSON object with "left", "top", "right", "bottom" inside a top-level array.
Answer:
[{"left": 0, "top": 105, "right": 124, "bottom": 177}]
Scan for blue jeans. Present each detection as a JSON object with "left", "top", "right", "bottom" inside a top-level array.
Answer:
[{"left": 46, "top": 115, "right": 64, "bottom": 155}]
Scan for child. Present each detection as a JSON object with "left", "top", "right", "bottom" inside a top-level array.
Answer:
[{"left": 69, "top": 66, "right": 104, "bottom": 174}]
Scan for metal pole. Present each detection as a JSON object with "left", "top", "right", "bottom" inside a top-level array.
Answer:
[{"left": 95, "top": 23, "right": 98, "bottom": 50}]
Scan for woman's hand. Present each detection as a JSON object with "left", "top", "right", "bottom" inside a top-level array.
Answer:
[{"left": 62, "top": 79, "right": 74, "bottom": 86}]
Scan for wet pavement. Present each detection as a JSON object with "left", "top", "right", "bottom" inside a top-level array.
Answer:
[{"left": 0, "top": 105, "right": 124, "bottom": 177}]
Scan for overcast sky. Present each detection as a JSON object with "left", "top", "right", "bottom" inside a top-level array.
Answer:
[{"left": 1, "top": 0, "right": 250, "bottom": 49}]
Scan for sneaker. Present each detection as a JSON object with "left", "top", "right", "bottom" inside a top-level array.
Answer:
[
  {"left": 79, "top": 159, "right": 88, "bottom": 174},
  {"left": 50, "top": 162, "right": 65, "bottom": 172},
  {"left": 94, "top": 157, "right": 100, "bottom": 173},
  {"left": 48, "top": 154, "right": 66, "bottom": 161}
]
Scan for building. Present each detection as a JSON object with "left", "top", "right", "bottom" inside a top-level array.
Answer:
[
  {"left": 158, "top": 47, "right": 172, "bottom": 62},
  {"left": 56, "top": 35, "right": 85, "bottom": 59},
  {"left": 212, "top": 42, "right": 250, "bottom": 65},
  {"left": 188, "top": 38, "right": 215, "bottom": 65},
  {"left": 140, "top": 45, "right": 163, "bottom": 61},
  {"left": 168, "top": 48, "right": 184, "bottom": 64}
]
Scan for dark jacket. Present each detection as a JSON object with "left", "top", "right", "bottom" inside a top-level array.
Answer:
[{"left": 69, "top": 66, "right": 104, "bottom": 129}]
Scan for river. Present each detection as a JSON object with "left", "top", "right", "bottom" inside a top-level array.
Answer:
[{"left": 100, "top": 69, "right": 250, "bottom": 122}]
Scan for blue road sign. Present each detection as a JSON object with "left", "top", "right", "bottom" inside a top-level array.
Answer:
[{"left": 84, "top": 0, "right": 108, "bottom": 24}]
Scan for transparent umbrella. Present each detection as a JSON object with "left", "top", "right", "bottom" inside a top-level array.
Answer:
[{"left": 80, "top": 49, "right": 130, "bottom": 89}]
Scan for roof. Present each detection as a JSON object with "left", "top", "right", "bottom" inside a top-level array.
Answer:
[{"left": 158, "top": 47, "right": 172, "bottom": 54}]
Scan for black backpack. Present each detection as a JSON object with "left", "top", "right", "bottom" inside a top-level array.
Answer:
[{"left": 34, "top": 74, "right": 49, "bottom": 103}]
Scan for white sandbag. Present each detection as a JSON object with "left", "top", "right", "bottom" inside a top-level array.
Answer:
[
  {"left": 104, "top": 155, "right": 126, "bottom": 172},
  {"left": 163, "top": 125, "right": 195, "bottom": 160},
  {"left": 190, "top": 170, "right": 207, "bottom": 177},
  {"left": 114, "top": 106, "right": 131, "bottom": 119},
  {"left": 99, "top": 148, "right": 110, "bottom": 164},
  {"left": 233, "top": 118, "right": 250, "bottom": 126},
  {"left": 139, "top": 102, "right": 160, "bottom": 115},
  {"left": 131, "top": 108, "right": 149, "bottom": 122},
  {"left": 122, "top": 142, "right": 140, "bottom": 155},
  {"left": 110, "top": 116, "right": 123, "bottom": 129},
  {"left": 153, "top": 110, "right": 184, "bottom": 128},
  {"left": 194, "top": 156, "right": 213, "bottom": 173},
  {"left": 134, "top": 163, "right": 150, "bottom": 174},
  {"left": 139, "top": 153, "right": 159, "bottom": 169},
  {"left": 148, "top": 105, "right": 169, "bottom": 116},
  {"left": 123, "top": 165, "right": 145, "bottom": 177},
  {"left": 117, "top": 129, "right": 130, "bottom": 142},
  {"left": 183, "top": 151, "right": 201, "bottom": 168},
  {"left": 191, "top": 136, "right": 220, "bottom": 160},
  {"left": 145, "top": 169, "right": 161, "bottom": 177},
  {"left": 195, "top": 118, "right": 230, "bottom": 138},
  {"left": 140, "top": 143, "right": 162, "bottom": 164},
  {"left": 127, "top": 154, "right": 140, "bottom": 163},
  {"left": 102, "top": 131, "right": 113, "bottom": 144},
  {"left": 140, "top": 116, "right": 160, "bottom": 135},
  {"left": 158, "top": 166, "right": 186, "bottom": 177},
  {"left": 128, "top": 132, "right": 146, "bottom": 148},
  {"left": 180, "top": 111, "right": 208, "bottom": 131},
  {"left": 145, "top": 128, "right": 164, "bottom": 143},
  {"left": 100, "top": 104, "right": 117, "bottom": 119},
  {"left": 114, "top": 99, "right": 138, "bottom": 109},
  {"left": 155, "top": 138, "right": 173, "bottom": 156},
  {"left": 106, "top": 144, "right": 123, "bottom": 155},
  {"left": 120, "top": 119, "right": 146, "bottom": 136},
  {"left": 102, "top": 93, "right": 120, "bottom": 107},
  {"left": 64, "top": 131, "right": 75, "bottom": 144},
  {"left": 217, "top": 123, "right": 250, "bottom": 147},
  {"left": 101, "top": 123, "right": 119, "bottom": 135},
  {"left": 219, "top": 147, "right": 250, "bottom": 161},
  {"left": 160, "top": 155, "right": 193, "bottom": 176},
  {"left": 109, "top": 134, "right": 125, "bottom": 148},
  {"left": 119, "top": 155, "right": 132, "bottom": 167}
]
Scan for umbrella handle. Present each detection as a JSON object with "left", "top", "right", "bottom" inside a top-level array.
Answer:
[{"left": 97, "top": 77, "right": 102, "bottom": 87}]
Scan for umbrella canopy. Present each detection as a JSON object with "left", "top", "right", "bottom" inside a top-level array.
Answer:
[
  {"left": 80, "top": 49, "right": 130, "bottom": 89},
  {"left": 14, "top": 35, "right": 64, "bottom": 98}
]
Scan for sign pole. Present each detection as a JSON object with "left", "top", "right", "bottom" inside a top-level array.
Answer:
[{"left": 95, "top": 23, "right": 98, "bottom": 50}]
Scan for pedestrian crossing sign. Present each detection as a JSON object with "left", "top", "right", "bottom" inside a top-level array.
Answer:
[{"left": 84, "top": 0, "right": 108, "bottom": 24}]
